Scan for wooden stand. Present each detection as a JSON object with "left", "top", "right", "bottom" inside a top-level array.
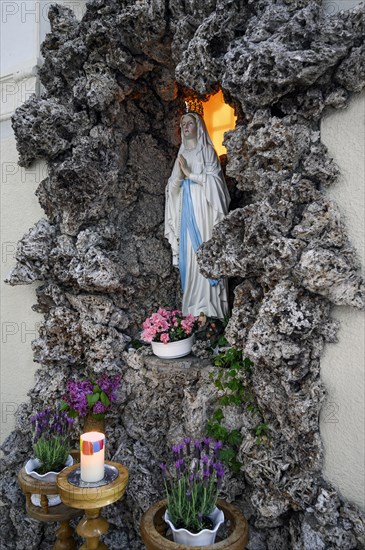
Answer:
[
  {"left": 18, "top": 468, "right": 81, "bottom": 550},
  {"left": 57, "top": 461, "right": 129, "bottom": 550},
  {"left": 140, "top": 499, "right": 249, "bottom": 550}
]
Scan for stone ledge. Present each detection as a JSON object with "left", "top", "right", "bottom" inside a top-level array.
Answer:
[{"left": 143, "top": 353, "right": 212, "bottom": 371}]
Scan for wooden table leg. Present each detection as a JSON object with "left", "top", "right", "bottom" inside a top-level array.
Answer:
[
  {"left": 40, "top": 494, "right": 49, "bottom": 515},
  {"left": 53, "top": 521, "right": 77, "bottom": 550},
  {"left": 76, "top": 508, "right": 109, "bottom": 550}
]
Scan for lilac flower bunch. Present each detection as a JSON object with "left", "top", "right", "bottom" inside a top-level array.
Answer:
[
  {"left": 30, "top": 409, "right": 74, "bottom": 474},
  {"left": 160, "top": 437, "right": 225, "bottom": 533},
  {"left": 60, "top": 374, "right": 121, "bottom": 419}
]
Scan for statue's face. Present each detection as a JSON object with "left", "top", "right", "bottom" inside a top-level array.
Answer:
[{"left": 181, "top": 115, "right": 197, "bottom": 140}]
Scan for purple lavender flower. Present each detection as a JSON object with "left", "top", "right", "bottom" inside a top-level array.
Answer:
[
  {"left": 175, "top": 459, "right": 183, "bottom": 479},
  {"left": 162, "top": 436, "right": 225, "bottom": 533},
  {"left": 203, "top": 437, "right": 212, "bottom": 454},
  {"left": 201, "top": 454, "right": 209, "bottom": 473},
  {"left": 213, "top": 440, "right": 223, "bottom": 459},
  {"left": 214, "top": 462, "right": 225, "bottom": 489},
  {"left": 174, "top": 458, "right": 185, "bottom": 474},
  {"left": 194, "top": 440, "right": 202, "bottom": 460},
  {"left": 31, "top": 408, "right": 73, "bottom": 443},
  {"left": 160, "top": 463, "right": 167, "bottom": 478},
  {"left": 183, "top": 437, "right": 192, "bottom": 456},
  {"left": 172, "top": 445, "right": 178, "bottom": 459},
  {"left": 214, "top": 462, "right": 224, "bottom": 477},
  {"left": 202, "top": 469, "right": 210, "bottom": 488}
]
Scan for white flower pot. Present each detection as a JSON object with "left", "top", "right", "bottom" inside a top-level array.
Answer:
[
  {"left": 25, "top": 454, "right": 73, "bottom": 507},
  {"left": 164, "top": 506, "right": 224, "bottom": 547},
  {"left": 151, "top": 335, "right": 194, "bottom": 359}
]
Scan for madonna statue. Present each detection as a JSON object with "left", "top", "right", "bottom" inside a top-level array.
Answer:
[{"left": 164, "top": 108, "right": 231, "bottom": 318}]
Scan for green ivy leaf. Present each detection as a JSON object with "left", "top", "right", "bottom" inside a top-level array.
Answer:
[
  {"left": 230, "top": 459, "right": 243, "bottom": 474},
  {"left": 207, "top": 423, "right": 229, "bottom": 441},
  {"left": 220, "top": 447, "right": 236, "bottom": 463},
  {"left": 213, "top": 409, "right": 224, "bottom": 423},
  {"left": 220, "top": 395, "right": 231, "bottom": 406},
  {"left": 226, "top": 379, "right": 239, "bottom": 391},
  {"left": 227, "top": 429, "right": 241, "bottom": 446},
  {"left": 255, "top": 422, "right": 269, "bottom": 435}
]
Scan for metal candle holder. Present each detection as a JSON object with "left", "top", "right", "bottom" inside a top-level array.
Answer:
[{"left": 67, "top": 464, "right": 119, "bottom": 488}]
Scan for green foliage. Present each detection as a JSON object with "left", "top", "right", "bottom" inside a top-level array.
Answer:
[
  {"left": 59, "top": 403, "right": 78, "bottom": 418},
  {"left": 86, "top": 392, "right": 99, "bottom": 406},
  {"left": 31, "top": 409, "right": 73, "bottom": 474},
  {"left": 254, "top": 422, "right": 269, "bottom": 445},
  {"left": 165, "top": 475, "right": 218, "bottom": 533},
  {"left": 34, "top": 436, "right": 70, "bottom": 474},
  {"left": 207, "top": 348, "right": 269, "bottom": 473},
  {"left": 130, "top": 339, "right": 143, "bottom": 349}
]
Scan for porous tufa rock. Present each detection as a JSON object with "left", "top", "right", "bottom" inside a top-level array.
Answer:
[
  {"left": 5, "top": 219, "right": 57, "bottom": 285},
  {"left": 295, "top": 248, "right": 365, "bottom": 309},
  {"left": 11, "top": 96, "right": 91, "bottom": 167}
]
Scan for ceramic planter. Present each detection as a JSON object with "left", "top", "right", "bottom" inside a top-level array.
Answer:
[
  {"left": 25, "top": 455, "right": 73, "bottom": 507},
  {"left": 140, "top": 498, "right": 249, "bottom": 550},
  {"left": 151, "top": 335, "right": 194, "bottom": 359},
  {"left": 164, "top": 506, "right": 224, "bottom": 546}
]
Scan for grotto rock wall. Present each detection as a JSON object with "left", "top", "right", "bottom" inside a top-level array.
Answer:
[{"left": 1, "top": 1, "right": 365, "bottom": 549}]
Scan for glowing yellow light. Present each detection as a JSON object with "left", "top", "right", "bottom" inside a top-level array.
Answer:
[{"left": 203, "top": 90, "right": 236, "bottom": 157}]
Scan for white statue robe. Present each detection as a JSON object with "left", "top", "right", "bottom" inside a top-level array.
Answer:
[{"left": 165, "top": 143, "right": 230, "bottom": 318}]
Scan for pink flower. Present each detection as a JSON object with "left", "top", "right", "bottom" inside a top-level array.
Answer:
[
  {"left": 141, "top": 327, "right": 158, "bottom": 343},
  {"left": 160, "top": 333, "right": 170, "bottom": 344},
  {"left": 142, "top": 309, "right": 197, "bottom": 343},
  {"left": 185, "top": 314, "right": 196, "bottom": 324},
  {"left": 181, "top": 319, "right": 193, "bottom": 332},
  {"left": 158, "top": 308, "right": 171, "bottom": 319}
]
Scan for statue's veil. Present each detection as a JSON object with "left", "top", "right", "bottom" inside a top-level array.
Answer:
[{"left": 180, "top": 112, "right": 215, "bottom": 153}]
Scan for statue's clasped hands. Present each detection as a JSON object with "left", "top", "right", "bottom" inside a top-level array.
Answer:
[{"left": 178, "top": 155, "right": 191, "bottom": 179}]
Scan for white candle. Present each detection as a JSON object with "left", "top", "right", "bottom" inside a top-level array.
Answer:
[{"left": 80, "top": 432, "right": 105, "bottom": 482}]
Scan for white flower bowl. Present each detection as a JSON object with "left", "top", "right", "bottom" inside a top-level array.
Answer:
[
  {"left": 25, "top": 455, "right": 73, "bottom": 507},
  {"left": 164, "top": 506, "right": 224, "bottom": 546},
  {"left": 151, "top": 335, "right": 194, "bottom": 359}
]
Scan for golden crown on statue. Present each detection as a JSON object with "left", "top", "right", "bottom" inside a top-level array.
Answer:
[{"left": 184, "top": 99, "right": 204, "bottom": 116}]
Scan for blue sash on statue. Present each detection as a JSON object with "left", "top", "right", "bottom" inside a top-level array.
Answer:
[{"left": 179, "top": 179, "right": 219, "bottom": 291}]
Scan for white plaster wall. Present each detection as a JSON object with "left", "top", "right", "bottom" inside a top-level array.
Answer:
[
  {"left": 320, "top": 90, "right": 365, "bottom": 511},
  {"left": 0, "top": 137, "right": 44, "bottom": 445},
  {"left": 0, "top": 0, "right": 87, "bottom": 445}
]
